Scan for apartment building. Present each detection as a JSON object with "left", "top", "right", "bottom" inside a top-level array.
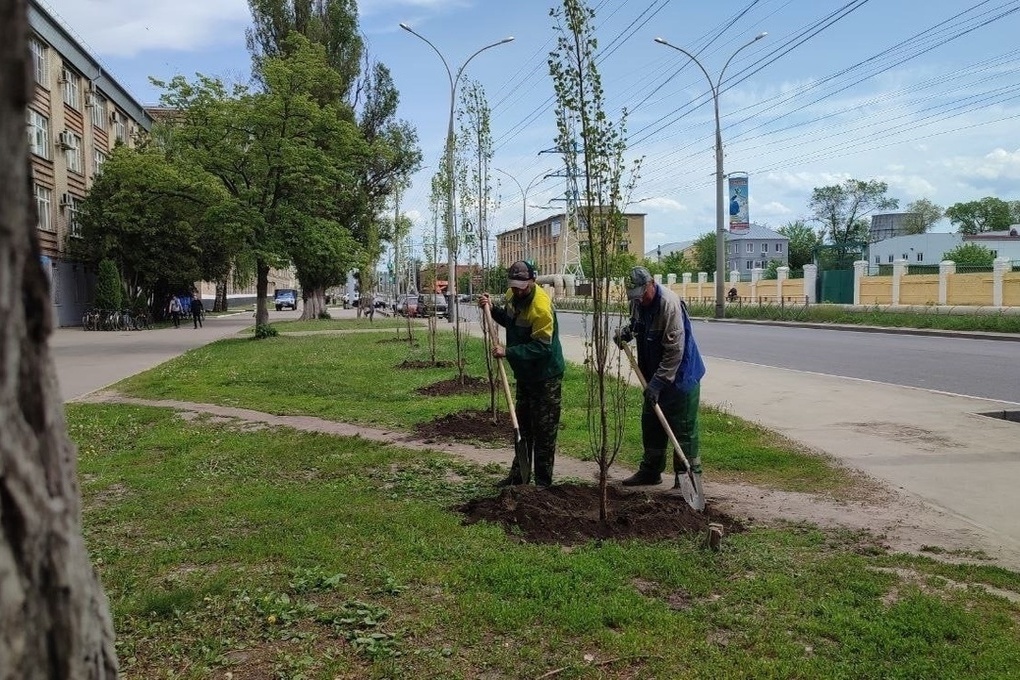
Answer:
[
  {"left": 496, "top": 212, "right": 646, "bottom": 279},
  {"left": 27, "top": 0, "right": 152, "bottom": 326}
]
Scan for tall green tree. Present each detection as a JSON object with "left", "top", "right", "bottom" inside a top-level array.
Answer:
[
  {"left": 157, "top": 35, "right": 366, "bottom": 327},
  {"left": 942, "top": 243, "right": 995, "bottom": 267},
  {"left": 903, "top": 198, "right": 944, "bottom": 235},
  {"left": 810, "top": 179, "right": 897, "bottom": 268},
  {"left": 549, "top": 0, "right": 641, "bottom": 519},
  {"left": 777, "top": 220, "right": 821, "bottom": 270},
  {"left": 77, "top": 145, "right": 237, "bottom": 311},
  {"left": 692, "top": 232, "right": 718, "bottom": 274},
  {"left": 945, "top": 197, "right": 1019, "bottom": 235},
  {"left": 246, "top": 0, "right": 362, "bottom": 96}
]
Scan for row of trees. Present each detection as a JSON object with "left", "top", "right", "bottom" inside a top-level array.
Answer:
[{"left": 79, "top": 0, "right": 422, "bottom": 326}]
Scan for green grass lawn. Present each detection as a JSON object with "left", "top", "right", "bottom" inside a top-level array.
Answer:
[
  {"left": 71, "top": 402, "right": 1020, "bottom": 679},
  {"left": 116, "top": 329, "right": 850, "bottom": 496}
]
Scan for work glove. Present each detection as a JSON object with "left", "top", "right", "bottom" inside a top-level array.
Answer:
[
  {"left": 613, "top": 326, "right": 633, "bottom": 349},
  {"left": 644, "top": 376, "right": 668, "bottom": 405}
]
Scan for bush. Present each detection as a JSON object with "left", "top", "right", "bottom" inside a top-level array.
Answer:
[
  {"left": 317, "top": 310, "right": 332, "bottom": 320},
  {"left": 94, "top": 259, "right": 122, "bottom": 311},
  {"left": 254, "top": 324, "right": 279, "bottom": 339}
]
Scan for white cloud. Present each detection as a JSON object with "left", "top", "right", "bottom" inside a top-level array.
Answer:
[
  {"left": 633, "top": 196, "right": 687, "bottom": 212},
  {"left": 45, "top": 0, "right": 250, "bottom": 57}
]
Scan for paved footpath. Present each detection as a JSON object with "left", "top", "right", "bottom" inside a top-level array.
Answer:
[{"left": 52, "top": 307, "right": 1020, "bottom": 569}]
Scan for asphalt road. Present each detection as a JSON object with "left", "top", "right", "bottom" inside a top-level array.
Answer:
[{"left": 555, "top": 313, "right": 1020, "bottom": 404}]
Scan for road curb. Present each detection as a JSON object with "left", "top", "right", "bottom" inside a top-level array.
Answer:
[{"left": 697, "top": 317, "right": 1020, "bottom": 342}]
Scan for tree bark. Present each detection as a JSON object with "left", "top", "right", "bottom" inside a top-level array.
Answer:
[
  {"left": 1, "top": 1, "right": 118, "bottom": 676},
  {"left": 214, "top": 277, "right": 228, "bottom": 312},
  {"left": 299, "top": 287, "right": 325, "bottom": 320},
  {"left": 255, "top": 259, "right": 270, "bottom": 326}
]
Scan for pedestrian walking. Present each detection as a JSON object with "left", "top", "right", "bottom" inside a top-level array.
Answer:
[
  {"left": 190, "top": 293, "right": 204, "bottom": 329},
  {"left": 168, "top": 295, "right": 182, "bottom": 328},
  {"left": 479, "top": 260, "right": 565, "bottom": 488},
  {"left": 614, "top": 266, "right": 706, "bottom": 486}
]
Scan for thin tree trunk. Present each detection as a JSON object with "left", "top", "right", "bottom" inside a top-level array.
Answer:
[
  {"left": 255, "top": 259, "right": 270, "bottom": 326},
  {"left": 214, "top": 278, "right": 228, "bottom": 312},
  {"left": 1, "top": 1, "right": 118, "bottom": 675}
]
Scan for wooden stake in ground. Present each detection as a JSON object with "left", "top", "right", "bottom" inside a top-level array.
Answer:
[{"left": 0, "top": 0, "right": 118, "bottom": 675}]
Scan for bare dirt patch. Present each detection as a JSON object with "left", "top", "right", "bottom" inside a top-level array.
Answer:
[
  {"left": 397, "top": 359, "right": 456, "bottom": 369},
  {"left": 457, "top": 483, "right": 742, "bottom": 545},
  {"left": 413, "top": 408, "right": 508, "bottom": 445},
  {"left": 416, "top": 375, "right": 490, "bottom": 397}
]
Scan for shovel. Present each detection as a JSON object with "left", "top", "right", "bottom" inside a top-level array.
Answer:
[
  {"left": 482, "top": 304, "right": 532, "bottom": 485},
  {"left": 620, "top": 342, "right": 705, "bottom": 512}
]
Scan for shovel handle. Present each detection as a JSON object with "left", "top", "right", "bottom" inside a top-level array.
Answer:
[
  {"left": 482, "top": 304, "right": 520, "bottom": 432},
  {"left": 621, "top": 342, "right": 692, "bottom": 474}
]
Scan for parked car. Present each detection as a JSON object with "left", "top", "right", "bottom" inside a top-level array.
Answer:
[
  {"left": 418, "top": 293, "right": 449, "bottom": 319},
  {"left": 394, "top": 294, "right": 419, "bottom": 317},
  {"left": 274, "top": 288, "right": 298, "bottom": 311}
]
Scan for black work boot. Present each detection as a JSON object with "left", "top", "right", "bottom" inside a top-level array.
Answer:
[
  {"left": 622, "top": 449, "right": 666, "bottom": 486},
  {"left": 621, "top": 470, "right": 662, "bottom": 486}
]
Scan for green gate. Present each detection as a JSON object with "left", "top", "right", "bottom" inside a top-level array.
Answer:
[{"left": 817, "top": 269, "right": 854, "bottom": 304}]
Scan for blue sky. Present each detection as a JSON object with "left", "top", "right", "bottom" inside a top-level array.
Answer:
[{"left": 42, "top": 0, "right": 1020, "bottom": 257}]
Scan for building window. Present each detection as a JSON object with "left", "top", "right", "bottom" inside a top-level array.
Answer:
[
  {"left": 65, "top": 132, "right": 83, "bottom": 174},
  {"left": 30, "top": 37, "right": 47, "bottom": 84},
  {"left": 745, "top": 260, "right": 753, "bottom": 270},
  {"left": 901, "top": 253, "right": 908, "bottom": 261},
  {"left": 746, "top": 243, "right": 753, "bottom": 253},
  {"left": 68, "top": 196, "right": 82, "bottom": 238},
  {"left": 775, "top": 243, "right": 783, "bottom": 253},
  {"left": 875, "top": 256, "right": 880, "bottom": 264},
  {"left": 61, "top": 67, "right": 81, "bottom": 109},
  {"left": 888, "top": 254, "right": 894, "bottom": 263},
  {"left": 111, "top": 111, "right": 126, "bottom": 143},
  {"left": 34, "top": 184, "right": 53, "bottom": 231},
  {"left": 89, "top": 93, "right": 106, "bottom": 128},
  {"left": 916, "top": 252, "right": 924, "bottom": 262},
  {"left": 93, "top": 149, "right": 107, "bottom": 175},
  {"left": 27, "top": 109, "right": 49, "bottom": 158},
  {"left": 761, "top": 243, "right": 768, "bottom": 253},
  {"left": 991, "top": 250, "right": 998, "bottom": 258}
]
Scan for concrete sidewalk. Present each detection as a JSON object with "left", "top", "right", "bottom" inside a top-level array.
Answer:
[{"left": 554, "top": 332, "right": 1020, "bottom": 563}]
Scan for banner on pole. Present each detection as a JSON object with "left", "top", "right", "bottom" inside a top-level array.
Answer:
[{"left": 728, "top": 174, "right": 749, "bottom": 233}]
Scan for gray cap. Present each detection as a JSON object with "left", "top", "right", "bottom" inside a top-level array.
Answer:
[
  {"left": 508, "top": 260, "right": 535, "bottom": 289},
  {"left": 626, "top": 266, "right": 654, "bottom": 300}
]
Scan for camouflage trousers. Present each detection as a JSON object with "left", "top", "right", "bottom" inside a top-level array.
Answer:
[{"left": 509, "top": 376, "right": 563, "bottom": 487}]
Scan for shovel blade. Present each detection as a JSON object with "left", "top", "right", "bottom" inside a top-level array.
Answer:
[
  {"left": 514, "top": 431, "right": 532, "bottom": 485},
  {"left": 674, "top": 471, "right": 705, "bottom": 512}
]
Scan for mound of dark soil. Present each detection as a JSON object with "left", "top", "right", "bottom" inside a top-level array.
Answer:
[
  {"left": 397, "top": 359, "right": 456, "bottom": 369},
  {"left": 416, "top": 376, "right": 490, "bottom": 397},
  {"left": 457, "top": 483, "right": 742, "bottom": 544},
  {"left": 413, "top": 409, "right": 508, "bottom": 444}
]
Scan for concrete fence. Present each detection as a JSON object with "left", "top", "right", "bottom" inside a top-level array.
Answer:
[
  {"left": 854, "top": 258, "right": 1019, "bottom": 308},
  {"left": 544, "top": 258, "right": 1020, "bottom": 309}
]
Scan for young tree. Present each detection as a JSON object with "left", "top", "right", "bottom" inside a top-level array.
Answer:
[
  {"left": 457, "top": 79, "right": 498, "bottom": 400},
  {"left": 549, "top": 0, "right": 641, "bottom": 520},
  {"left": 1, "top": 2, "right": 117, "bottom": 673},
  {"left": 942, "top": 243, "right": 995, "bottom": 267},
  {"left": 903, "top": 198, "right": 944, "bottom": 235},
  {"left": 945, "top": 197, "right": 1018, "bottom": 235},
  {"left": 777, "top": 220, "right": 821, "bottom": 270},
  {"left": 810, "top": 179, "right": 897, "bottom": 268}
]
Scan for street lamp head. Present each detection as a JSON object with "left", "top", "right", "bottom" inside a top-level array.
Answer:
[
  {"left": 653, "top": 37, "right": 668, "bottom": 45},
  {"left": 754, "top": 31, "right": 768, "bottom": 40},
  {"left": 499, "top": 37, "right": 515, "bottom": 45},
  {"left": 399, "top": 22, "right": 411, "bottom": 31}
]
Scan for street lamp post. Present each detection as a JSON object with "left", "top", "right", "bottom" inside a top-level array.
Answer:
[
  {"left": 400, "top": 24, "right": 513, "bottom": 325},
  {"left": 494, "top": 167, "right": 550, "bottom": 264},
  {"left": 654, "top": 32, "right": 766, "bottom": 319}
]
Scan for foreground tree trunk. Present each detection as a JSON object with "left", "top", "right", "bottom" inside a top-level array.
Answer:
[
  {"left": 0, "top": 1, "right": 118, "bottom": 676},
  {"left": 214, "top": 278, "right": 228, "bottom": 312},
  {"left": 255, "top": 259, "right": 270, "bottom": 326},
  {"left": 300, "top": 287, "right": 326, "bottom": 320}
]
